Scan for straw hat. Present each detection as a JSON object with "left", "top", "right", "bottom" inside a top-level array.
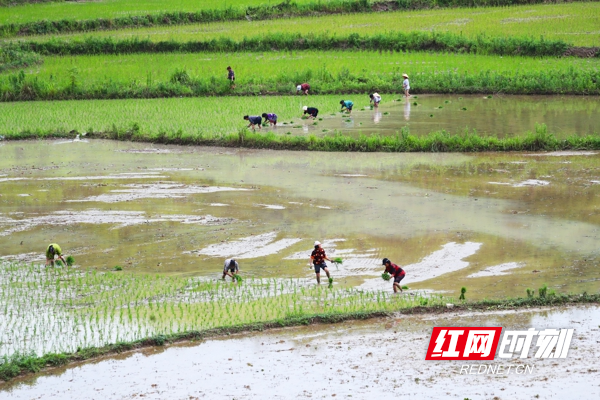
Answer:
[
  {"left": 303, "top": 106, "right": 308, "bottom": 111},
  {"left": 402, "top": 73, "right": 409, "bottom": 78}
]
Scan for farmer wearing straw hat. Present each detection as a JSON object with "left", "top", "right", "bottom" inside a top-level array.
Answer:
[
  {"left": 382, "top": 258, "right": 405, "bottom": 293},
  {"left": 296, "top": 83, "right": 310, "bottom": 95},
  {"left": 302, "top": 106, "right": 319, "bottom": 119},
  {"left": 222, "top": 258, "right": 240, "bottom": 282},
  {"left": 310, "top": 241, "right": 333, "bottom": 285},
  {"left": 402, "top": 74, "right": 410, "bottom": 98},
  {"left": 45, "top": 243, "right": 67, "bottom": 267}
]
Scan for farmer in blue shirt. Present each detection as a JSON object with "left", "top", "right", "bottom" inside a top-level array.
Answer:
[
  {"left": 262, "top": 113, "right": 278, "bottom": 126},
  {"left": 244, "top": 115, "right": 262, "bottom": 130},
  {"left": 340, "top": 100, "right": 354, "bottom": 114}
]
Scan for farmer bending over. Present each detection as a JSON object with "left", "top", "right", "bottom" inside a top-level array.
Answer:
[
  {"left": 262, "top": 113, "right": 278, "bottom": 126},
  {"left": 310, "top": 241, "right": 333, "bottom": 284},
  {"left": 340, "top": 100, "right": 353, "bottom": 114},
  {"left": 369, "top": 93, "right": 381, "bottom": 108},
  {"left": 383, "top": 258, "right": 406, "bottom": 293},
  {"left": 296, "top": 83, "right": 310, "bottom": 95},
  {"left": 222, "top": 258, "right": 239, "bottom": 282},
  {"left": 46, "top": 243, "right": 67, "bottom": 267},
  {"left": 302, "top": 106, "right": 318, "bottom": 119},
  {"left": 244, "top": 115, "right": 262, "bottom": 130}
]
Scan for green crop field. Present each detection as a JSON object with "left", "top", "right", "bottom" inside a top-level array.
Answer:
[
  {"left": 13, "top": 51, "right": 598, "bottom": 87},
  {"left": 8, "top": 3, "right": 600, "bottom": 46},
  {"left": 1, "top": 0, "right": 286, "bottom": 25},
  {"left": 0, "top": 95, "right": 344, "bottom": 138}
]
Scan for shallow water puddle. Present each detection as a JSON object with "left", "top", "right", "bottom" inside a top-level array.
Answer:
[
  {"left": 3, "top": 305, "right": 598, "bottom": 399},
  {"left": 0, "top": 140, "right": 598, "bottom": 300}
]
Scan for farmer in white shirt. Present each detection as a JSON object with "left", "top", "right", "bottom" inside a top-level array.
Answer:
[{"left": 402, "top": 74, "right": 410, "bottom": 98}]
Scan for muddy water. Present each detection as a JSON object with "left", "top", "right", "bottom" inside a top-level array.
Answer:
[
  {"left": 2, "top": 304, "right": 599, "bottom": 399},
  {"left": 0, "top": 140, "right": 599, "bottom": 299},
  {"left": 316, "top": 95, "right": 600, "bottom": 138}
]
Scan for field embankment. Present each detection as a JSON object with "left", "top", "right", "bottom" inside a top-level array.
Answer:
[{"left": 2, "top": 1, "right": 596, "bottom": 38}]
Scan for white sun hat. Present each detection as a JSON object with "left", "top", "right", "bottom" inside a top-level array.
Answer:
[
  {"left": 303, "top": 106, "right": 308, "bottom": 111},
  {"left": 297, "top": 85, "right": 302, "bottom": 91},
  {"left": 314, "top": 241, "right": 321, "bottom": 246}
]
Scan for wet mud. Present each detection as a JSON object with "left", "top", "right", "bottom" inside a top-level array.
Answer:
[
  {"left": 2, "top": 304, "right": 598, "bottom": 399},
  {"left": 0, "top": 140, "right": 599, "bottom": 300}
]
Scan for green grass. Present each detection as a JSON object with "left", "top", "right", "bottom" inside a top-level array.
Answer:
[
  {"left": 1, "top": 0, "right": 285, "bottom": 25},
  {"left": 12, "top": 50, "right": 597, "bottom": 87},
  {"left": 9, "top": 3, "right": 600, "bottom": 47},
  {"left": 1, "top": 50, "right": 598, "bottom": 101}
]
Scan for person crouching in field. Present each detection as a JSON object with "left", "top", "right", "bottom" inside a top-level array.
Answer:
[
  {"left": 303, "top": 106, "right": 318, "bottom": 119},
  {"left": 262, "top": 113, "right": 278, "bottom": 126},
  {"left": 310, "top": 241, "right": 333, "bottom": 285},
  {"left": 46, "top": 243, "right": 67, "bottom": 267},
  {"left": 382, "top": 257, "right": 406, "bottom": 293},
  {"left": 244, "top": 115, "right": 262, "bottom": 130},
  {"left": 227, "top": 66, "right": 235, "bottom": 89},
  {"left": 296, "top": 83, "right": 310, "bottom": 95},
  {"left": 222, "top": 258, "right": 239, "bottom": 282},
  {"left": 340, "top": 100, "right": 353, "bottom": 114},
  {"left": 402, "top": 74, "right": 410, "bottom": 98},
  {"left": 369, "top": 93, "right": 381, "bottom": 108}
]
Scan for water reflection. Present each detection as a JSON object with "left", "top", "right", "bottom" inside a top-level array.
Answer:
[
  {"left": 373, "top": 111, "right": 382, "bottom": 124},
  {"left": 404, "top": 101, "right": 411, "bottom": 121}
]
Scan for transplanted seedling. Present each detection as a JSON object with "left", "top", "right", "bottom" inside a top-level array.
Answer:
[{"left": 66, "top": 256, "right": 75, "bottom": 266}]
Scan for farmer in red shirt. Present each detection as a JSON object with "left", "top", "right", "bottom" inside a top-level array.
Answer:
[
  {"left": 383, "top": 258, "right": 406, "bottom": 293},
  {"left": 296, "top": 83, "right": 310, "bottom": 95},
  {"left": 310, "top": 241, "right": 333, "bottom": 284}
]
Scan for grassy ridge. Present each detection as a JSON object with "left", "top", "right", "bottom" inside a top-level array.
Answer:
[
  {"left": 7, "top": 123, "right": 600, "bottom": 152},
  {"left": 12, "top": 32, "right": 574, "bottom": 57},
  {"left": 2, "top": 1, "right": 591, "bottom": 32},
  {"left": 6, "top": 3, "right": 600, "bottom": 47},
  {"left": 2, "top": 291, "right": 599, "bottom": 382}
]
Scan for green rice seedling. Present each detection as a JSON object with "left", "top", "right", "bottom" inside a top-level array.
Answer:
[
  {"left": 113, "top": 266, "right": 123, "bottom": 271},
  {"left": 382, "top": 272, "right": 391, "bottom": 281},
  {"left": 401, "top": 285, "right": 409, "bottom": 290},
  {"left": 462, "top": 107, "right": 467, "bottom": 111},
  {"left": 459, "top": 287, "right": 467, "bottom": 300},
  {"left": 430, "top": 114, "right": 434, "bottom": 117},
  {"left": 65, "top": 256, "right": 75, "bottom": 267},
  {"left": 332, "top": 257, "right": 343, "bottom": 264},
  {"left": 234, "top": 274, "right": 243, "bottom": 283}
]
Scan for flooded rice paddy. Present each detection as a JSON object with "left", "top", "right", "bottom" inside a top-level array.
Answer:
[
  {"left": 0, "top": 139, "right": 599, "bottom": 362},
  {"left": 1, "top": 140, "right": 599, "bottom": 293},
  {"left": 2, "top": 304, "right": 599, "bottom": 399},
  {"left": 317, "top": 95, "right": 600, "bottom": 138}
]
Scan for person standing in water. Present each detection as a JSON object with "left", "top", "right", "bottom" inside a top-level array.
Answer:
[
  {"left": 45, "top": 243, "right": 67, "bottom": 267},
  {"left": 402, "top": 74, "right": 410, "bottom": 98},
  {"left": 222, "top": 258, "right": 240, "bottom": 281},
  {"left": 310, "top": 241, "right": 333, "bottom": 285},
  {"left": 382, "top": 258, "right": 406, "bottom": 293}
]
